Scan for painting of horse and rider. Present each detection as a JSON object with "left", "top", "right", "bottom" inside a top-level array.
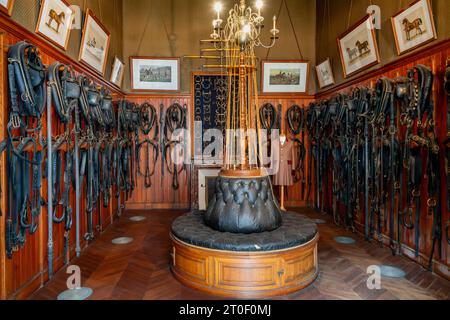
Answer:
[
  {"left": 36, "top": 0, "right": 74, "bottom": 50},
  {"left": 391, "top": 0, "right": 437, "bottom": 55}
]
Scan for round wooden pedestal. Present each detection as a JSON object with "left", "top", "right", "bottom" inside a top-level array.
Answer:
[{"left": 170, "top": 234, "right": 319, "bottom": 298}]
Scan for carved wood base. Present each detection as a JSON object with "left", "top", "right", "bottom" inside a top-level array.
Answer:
[{"left": 170, "top": 234, "right": 319, "bottom": 298}]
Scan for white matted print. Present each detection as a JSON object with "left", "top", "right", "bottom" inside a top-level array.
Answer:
[
  {"left": 36, "top": 0, "right": 74, "bottom": 50},
  {"left": 261, "top": 60, "right": 309, "bottom": 94},
  {"left": 391, "top": 0, "right": 436, "bottom": 55},
  {"left": 0, "top": 0, "right": 14, "bottom": 16},
  {"left": 110, "top": 56, "right": 125, "bottom": 87},
  {"left": 79, "top": 9, "right": 110, "bottom": 75},
  {"left": 316, "top": 59, "right": 335, "bottom": 89},
  {"left": 337, "top": 15, "right": 380, "bottom": 78},
  {"left": 130, "top": 57, "right": 180, "bottom": 92}
]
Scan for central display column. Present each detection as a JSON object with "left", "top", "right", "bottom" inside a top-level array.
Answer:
[
  {"left": 170, "top": 0, "right": 319, "bottom": 298},
  {"left": 204, "top": 48, "right": 283, "bottom": 233}
]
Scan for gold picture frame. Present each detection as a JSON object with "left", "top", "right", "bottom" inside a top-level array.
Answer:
[
  {"left": 0, "top": 0, "right": 14, "bottom": 16},
  {"left": 337, "top": 15, "right": 380, "bottom": 78},
  {"left": 391, "top": 0, "right": 437, "bottom": 56},
  {"left": 315, "top": 58, "right": 335, "bottom": 89},
  {"left": 130, "top": 56, "right": 181, "bottom": 92},
  {"left": 79, "top": 9, "right": 111, "bottom": 76},
  {"left": 110, "top": 56, "right": 125, "bottom": 88},
  {"left": 35, "top": 0, "right": 74, "bottom": 51},
  {"left": 261, "top": 60, "right": 310, "bottom": 95}
]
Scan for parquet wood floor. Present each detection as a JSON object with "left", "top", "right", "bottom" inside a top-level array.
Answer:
[{"left": 31, "top": 209, "right": 450, "bottom": 300}]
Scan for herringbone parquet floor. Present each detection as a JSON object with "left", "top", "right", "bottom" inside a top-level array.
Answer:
[{"left": 31, "top": 209, "right": 450, "bottom": 300}]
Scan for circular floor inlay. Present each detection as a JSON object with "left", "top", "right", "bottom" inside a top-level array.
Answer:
[
  {"left": 112, "top": 237, "right": 134, "bottom": 245},
  {"left": 57, "top": 288, "right": 93, "bottom": 301},
  {"left": 379, "top": 265, "right": 406, "bottom": 278},
  {"left": 334, "top": 236, "right": 356, "bottom": 245},
  {"left": 313, "top": 219, "right": 326, "bottom": 224},
  {"left": 129, "top": 216, "right": 147, "bottom": 222}
]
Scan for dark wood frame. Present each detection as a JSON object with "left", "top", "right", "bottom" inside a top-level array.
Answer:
[
  {"left": 260, "top": 60, "right": 310, "bottom": 95},
  {"left": 129, "top": 56, "right": 181, "bottom": 92},
  {"left": 35, "top": 0, "right": 74, "bottom": 51},
  {"left": 315, "top": 58, "right": 335, "bottom": 89},
  {"left": 391, "top": 0, "right": 437, "bottom": 56},
  {"left": 0, "top": 0, "right": 14, "bottom": 16},
  {"left": 78, "top": 8, "right": 111, "bottom": 76},
  {"left": 337, "top": 14, "right": 380, "bottom": 79},
  {"left": 110, "top": 55, "right": 125, "bottom": 88}
]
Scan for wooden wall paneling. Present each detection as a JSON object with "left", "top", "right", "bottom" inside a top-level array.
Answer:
[
  {"left": 257, "top": 95, "right": 315, "bottom": 208},
  {"left": 125, "top": 95, "right": 192, "bottom": 210},
  {"left": 0, "top": 32, "right": 6, "bottom": 300},
  {"left": 0, "top": 15, "right": 125, "bottom": 299},
  {"left": 314, "top": 40, "right": 450, "bottom": 280}
]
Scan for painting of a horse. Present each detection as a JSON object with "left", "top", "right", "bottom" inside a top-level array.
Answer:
[
  {"left": 46, "top": 9, "right": 66, "bottom": 33},
  {"left": 402, "top": 17, "right": 423, "bottom": 41}
]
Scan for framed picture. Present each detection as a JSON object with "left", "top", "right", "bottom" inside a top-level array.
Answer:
[
  {"left": 0, "top": 0, "right": 14, "bottom": 16},
  {"left": 110, "top": 56, "right": 125, "bottom": 88},
  {"left": 35, "top": 0, "right": 74, "bottom": 51},
  {"left": 316, "top": 58, "right": 335, "bottom": 89},
  {"left": 79, "top": 9, "right": 110, "bottom": 75},
  {"left": 130, "top": 57, "right": 180, "bottom": 92},
  {"left": 337, "top": 15, "right": 380, "bottom": 78},
  {"left": 261, "top": 60, "right": 310, "bottom": 94},
  {"left": 391, "top": 0, "right": 437, "bottom": 55}
]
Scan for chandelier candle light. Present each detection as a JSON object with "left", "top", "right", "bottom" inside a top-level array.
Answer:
[
  {"left": 210, "top": 0, "right": 279, "bottom": 177},
  {"left": 203, "top": 0, "right": 283, "bottom": 234},
  {"left": 170, "top": 1, "right": 319, "bottom": 298}
]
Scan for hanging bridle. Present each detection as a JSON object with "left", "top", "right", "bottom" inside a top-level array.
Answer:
[{"left": 136, "top": 102, "right": 159, "bottom": 188}]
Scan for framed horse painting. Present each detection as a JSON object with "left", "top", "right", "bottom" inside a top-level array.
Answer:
[
  {"left": 316, "top": 58, "right": 335, "bottom": 89},
  {"left": 261, "top": 60, "right": 310, "bottom": 94},
  {"left": 391, "top": 0, "right": 437, "bottom": 55},
  {"left": 0, "top": 0, "right": 14, "bottom": 16},
  {"left": 36, "top": 0, "right": 74, "bottom": 51},
  {"left": 337, "top": 15, "right": 380, "bottom": 78},
  {"left": 79, "top": 9, "right": 111, "bottom": 75}
]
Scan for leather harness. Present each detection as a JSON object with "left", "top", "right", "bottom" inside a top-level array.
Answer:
[
  {"left": 5, "top": 41, "right": 46, "bottom": 258},
  {"left": 163, "top": 103, "right": 188, "bottom": 190},
  {"left": 308, "top": 64, "right": 443, "bottom": 269},
  {"left": 136, "top": 102, "right": 159, "bottom": 188},
  {"left": 444, "top": 62, "right": 450, "bottom": 246}
]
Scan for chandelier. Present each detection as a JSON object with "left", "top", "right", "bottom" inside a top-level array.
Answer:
[
  {"left": 210, "top": 0, "right": 279, "bottom": 50},
  {"left": 209, "top": 0, "right": 280, "bottom": 177}
]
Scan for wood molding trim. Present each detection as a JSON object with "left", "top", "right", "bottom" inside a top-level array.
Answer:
[
  {"left": 0, "top": 14, "right": 124, "bottom": 97},
  {"left": 171, "top": 234, "right": 319, "bottom": 298},
  {"left": 316, "top": 39, "right": 450, "bottom": 99}
]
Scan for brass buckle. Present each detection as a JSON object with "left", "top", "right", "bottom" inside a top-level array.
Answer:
[{"left": 427, "top": 197, "right": 437, "bottom": 208}]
